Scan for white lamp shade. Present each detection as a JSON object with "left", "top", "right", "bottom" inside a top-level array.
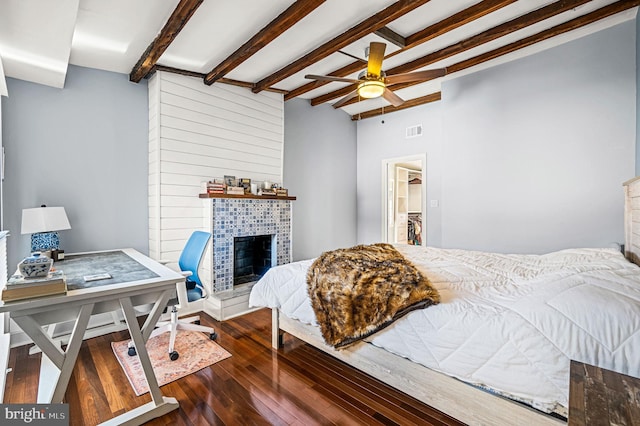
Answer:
[{"left": 21, "top": 207, "right": 71, "bottom": 234}]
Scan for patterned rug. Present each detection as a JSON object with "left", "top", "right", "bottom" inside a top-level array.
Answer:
[{"left": 112, "top": 330, "right": 231, "bottom": 396}]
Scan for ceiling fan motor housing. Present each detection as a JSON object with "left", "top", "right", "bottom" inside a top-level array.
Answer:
[{"left": 358, "top": 70, "right": 386, "bottom": 81}]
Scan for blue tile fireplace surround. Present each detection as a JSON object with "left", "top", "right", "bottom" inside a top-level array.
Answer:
[{"left": 210, "top": 198, "right": 292, "bottom": 293}]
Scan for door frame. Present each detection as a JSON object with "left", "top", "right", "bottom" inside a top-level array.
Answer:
[{"left": 381, "top": 153, "right": 427, "bottom": 245}]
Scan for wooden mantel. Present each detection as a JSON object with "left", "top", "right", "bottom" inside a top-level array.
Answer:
[{"left": 199, "top": 193, "right": 297, "bottom": 201}]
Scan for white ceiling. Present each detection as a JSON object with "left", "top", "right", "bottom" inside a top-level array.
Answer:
[{"left": 0, "top": 0, "right": 636, "bottom": 115}]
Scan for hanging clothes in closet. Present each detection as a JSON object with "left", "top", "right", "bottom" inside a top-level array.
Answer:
[{"left": 408, "top": 213, "right": 422, "bottom": 245}]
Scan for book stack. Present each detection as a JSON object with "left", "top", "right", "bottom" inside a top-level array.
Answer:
[
  {"left": 2, "top": 270, "right": 67, "bottom": 302},
  {"left": 207, "top": 180, "right": 225, "bottom": 195},
  {"left": 226, "top": 186, "right": 245, "bottom": 195}
]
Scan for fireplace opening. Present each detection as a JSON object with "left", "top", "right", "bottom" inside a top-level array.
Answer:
[{"left": 233, "top": 235, "right": 274, "bottom": 286}]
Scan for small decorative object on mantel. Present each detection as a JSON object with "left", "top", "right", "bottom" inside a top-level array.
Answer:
[
  {"left": 276, "top": 188, "right": 289, "bottom": 197},
  {"left": 239, "top": 178, "right": 251, "bottom": 194},
  {"left": 18, "top": 252, "right": 53, "bottom": 278},
  {"left": 224, "top": 175, "right": 237, "bottom": 188},
  {"left": 226, "top": 186, "right": 245, "bottom": 195},
  {"left": 259, "top": 188, "right": 277, "bottom": 196}
]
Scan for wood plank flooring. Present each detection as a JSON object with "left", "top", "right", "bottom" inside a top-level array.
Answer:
[{"left": 4, "top": 309, "right": 465, "bottom": 425}]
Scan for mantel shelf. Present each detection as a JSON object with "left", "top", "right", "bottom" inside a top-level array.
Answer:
[{"left": 199, "top": 193, "right": 297, "bottom": 201}]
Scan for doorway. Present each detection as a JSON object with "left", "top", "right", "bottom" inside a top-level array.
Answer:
[{"left": 382, "top": 155, "right": 426, "bottom": 246}]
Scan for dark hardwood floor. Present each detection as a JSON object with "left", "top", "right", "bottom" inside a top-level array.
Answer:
[{"left": 4, "top": 308, "right": 465, "bottom": 425}]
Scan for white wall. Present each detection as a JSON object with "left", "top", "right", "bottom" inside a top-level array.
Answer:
[
  {"left": 357, "top": 102, "right": 443, "bottom": 247},
  {"left": 357, "top": 20, "right": 635, "bottom": 254},
  {"left": 284, "top": 99, "right": 357, "bottom": 260},
  {"left": 148, "top": 71, "right": 284, "bottom": 269}
]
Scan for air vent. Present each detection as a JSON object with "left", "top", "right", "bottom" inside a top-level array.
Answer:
[{"left": 406, "top": 124, "right": 423, "bottom": 139}]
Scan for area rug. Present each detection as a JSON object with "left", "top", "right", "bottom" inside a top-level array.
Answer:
[{"left": 111, "top": 330, "right": 231, "bottom": 396}]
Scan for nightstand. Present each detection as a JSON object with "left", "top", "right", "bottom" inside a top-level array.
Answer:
[{"left": 569, "top": 360, "right": 640, "bottom": 425}]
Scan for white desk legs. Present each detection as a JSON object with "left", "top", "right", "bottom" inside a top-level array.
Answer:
[
  {"left": 12, "top": 304, "right": 94, "bottom": 403},
  {"left": 104, "top": 291, "right": 179, "bottom": 426}
]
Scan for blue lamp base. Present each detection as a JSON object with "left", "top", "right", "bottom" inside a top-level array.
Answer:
[{"left": 30, "top": 232, "right": 60, "bottom": 252}]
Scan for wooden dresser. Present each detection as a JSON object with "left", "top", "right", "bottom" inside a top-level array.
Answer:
[{"left": 569, "top": 360, "right": 640, "bottom": 425}]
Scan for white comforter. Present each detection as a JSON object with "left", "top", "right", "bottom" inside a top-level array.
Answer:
[{"left": 249, "top": 245, "right": 640, "bottom": 415}]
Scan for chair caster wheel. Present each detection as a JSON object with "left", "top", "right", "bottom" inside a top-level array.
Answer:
[
  {"left": 210, "top": 332, "right": 217, "bottom": 340},
  {"left": 194, "top": 320, "right": 200, "bottom": 325},
  {"left": 169, "top": 351, "right": 179, "bottom": 361},
  {"left": 128, "top": 347, "right": 136, "bottom": 356}
]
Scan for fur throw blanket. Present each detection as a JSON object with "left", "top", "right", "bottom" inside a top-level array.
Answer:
[{"left": 307, "top": 243, "right": 440, "bottom": 348}]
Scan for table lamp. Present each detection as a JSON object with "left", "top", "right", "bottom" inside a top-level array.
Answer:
[{"left": 21, "top": 205, "right": 71, "bottom": 255}]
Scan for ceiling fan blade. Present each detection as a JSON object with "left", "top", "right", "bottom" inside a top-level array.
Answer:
[
  {"left": 332, "top": 89, "right": 360, "bottom": 109},
  {"left": 382, "top": 88, "right": 404, "bottom": 107},
  {"left": 367, "top": 42, "right": 386, "bottom": 78},
  {"left": 305, "top": 74, "right": 359, "bottom": 83},
  {"left": 385, "top": 68, "right": 447, "bottom": 85}
]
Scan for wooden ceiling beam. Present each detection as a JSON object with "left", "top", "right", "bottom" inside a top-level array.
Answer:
[
  {"left": 204, "top": 0, "right": 326, "bottom": 85},
  {"left": 347, "top": 0, "right": 640, "bottom": 114},
  {"left": 351, "top": 92, "right": 441, "bottom": 120},
  {"left": 375, "top": 27, "right": 406, "bottom": 48},
  {"left": 151, "top": 65, "right": 288, "bottom": 94},
  {"left": 129, "top": 0, "right": 203, "bottom": 83},
  {"left": 251, "top": 0, "right": 432, "bottom": 94},
  {"left": 311, "top": 0, "right": 591, "bottom": 107},
  {"left": 286, "top": 0, "right": 515, "bottom": 101},
  {"left": 447, "top": 0, "right": 640, "bottom": 76}
]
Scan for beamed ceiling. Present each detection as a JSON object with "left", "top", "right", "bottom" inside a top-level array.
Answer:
[{"left": 0, "top": 0, "right": 637, "bottom": 120}]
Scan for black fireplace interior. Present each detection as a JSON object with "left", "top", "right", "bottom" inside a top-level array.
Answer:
[{"left": 233, "top": 235, "right": 273, "bottom": 286}]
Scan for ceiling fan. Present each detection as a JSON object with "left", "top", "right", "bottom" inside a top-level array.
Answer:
[{"left": 305, "top": 41, "right": 447, "bottom": 109}]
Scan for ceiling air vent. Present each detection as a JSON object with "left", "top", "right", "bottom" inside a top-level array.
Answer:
[{"left": 406, "top": 124, "right": 423, "bottom": 139}]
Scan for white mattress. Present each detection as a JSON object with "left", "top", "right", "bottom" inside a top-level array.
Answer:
[{"left": 249, "top": 245, "right": 640, "bottom": 415}]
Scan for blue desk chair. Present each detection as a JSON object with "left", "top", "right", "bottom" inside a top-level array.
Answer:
[{"left": 129, "top": 231, "right": 217, "bottom": 361}]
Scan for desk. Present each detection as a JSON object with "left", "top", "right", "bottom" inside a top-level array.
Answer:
[{"left": 0, "top": 248, "right": 184, "bottom": 425}]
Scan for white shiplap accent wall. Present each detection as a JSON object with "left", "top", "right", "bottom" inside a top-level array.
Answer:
[{"left": 148, "top": 71, "right": 284, "bottom": 293}]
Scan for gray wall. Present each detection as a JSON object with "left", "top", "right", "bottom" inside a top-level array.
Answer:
[
  {"left": 2, "top": 65, "right": 149, "bottom": 271},
  {"left": 637, "top": 13, "right": 640, "bottom": 176},
  {"left": 357, "top": 20, "right": 635, "bottom": 254},
  {"left": 441, "top": 21, "right": 634, "bottom": 253},
  {"left": 356, "top": 102, "right": 443, "bottom": 247},
  {"left": 284, "top": 98, "right": 357, "bottom": 260}
]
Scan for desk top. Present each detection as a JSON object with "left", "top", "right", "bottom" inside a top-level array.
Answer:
[
  {"left": 0, "top": 248, "right": 184, "bottom": 313},
  {"left": 61, "top": 251, "right": 159, "bottom": 290}
]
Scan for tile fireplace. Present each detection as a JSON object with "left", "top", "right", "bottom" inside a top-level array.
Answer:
[{"left": 208, "top": 197, "right": 292, "bottom": 293}]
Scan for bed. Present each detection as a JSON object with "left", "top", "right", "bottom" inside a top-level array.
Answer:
[{"left": 248, "top": 177, "right": 640, "bottom": 425}]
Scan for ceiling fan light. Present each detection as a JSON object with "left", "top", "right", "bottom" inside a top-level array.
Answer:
[{"left": 357, "top": 80, "right": 385, "bottom": 99}]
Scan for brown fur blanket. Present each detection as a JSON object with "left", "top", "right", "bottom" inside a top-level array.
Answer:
[{"left": 307, "top": 243, "right": 440, "bottom": 348}]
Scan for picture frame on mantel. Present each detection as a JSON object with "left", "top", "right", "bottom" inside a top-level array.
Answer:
[
  {"left": 224, "top": 175, "right": 236, "bottom": 187},
  {"left": 239, "top": 178, "right": 251, "bottom": 194}
]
